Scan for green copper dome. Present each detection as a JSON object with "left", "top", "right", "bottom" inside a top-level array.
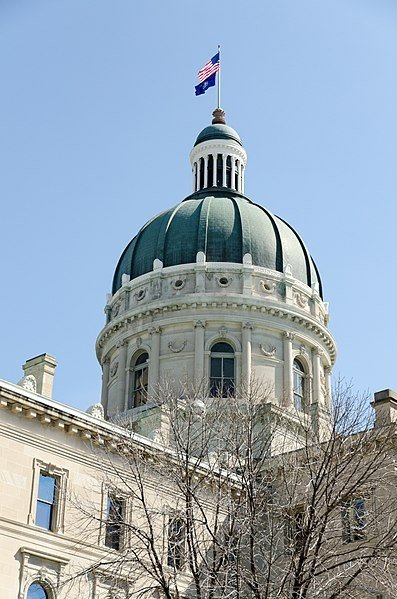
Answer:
[
  {"left": 112, "top": 189, "right": 323, "bottom": 298},
  {"left": 194, "top": 123, "right": 242, "bottom": 147}
]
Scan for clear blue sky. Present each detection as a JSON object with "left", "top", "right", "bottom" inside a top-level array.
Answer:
[{"left": 1, "top": 0, "right": 396, "bottom": 409}]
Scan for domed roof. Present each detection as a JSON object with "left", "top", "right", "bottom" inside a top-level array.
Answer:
[
  {"left": 194, "top": 123, "right": 242, "bottom": 147},
  {"left": 112, "top": 189, "right": 323, "bottom": 298}
]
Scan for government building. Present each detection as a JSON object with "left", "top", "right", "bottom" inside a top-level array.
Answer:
[{"left": 1, "top": 109, "right": 395, "bottom": 599}]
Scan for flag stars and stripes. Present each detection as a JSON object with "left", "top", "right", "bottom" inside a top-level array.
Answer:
[{"left": 197, "top": 52, "right": 220, "bottom": 83}]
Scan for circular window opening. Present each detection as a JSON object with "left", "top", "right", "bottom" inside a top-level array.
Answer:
[
  {"left": 219, "top": 277, "right": 229, "bottom": 286},
  {"left": 174, "top": 279, "right": 184, "bottom": 288},
  {"left": 136, "top": 289, "right": 145, "bottom": 301}
]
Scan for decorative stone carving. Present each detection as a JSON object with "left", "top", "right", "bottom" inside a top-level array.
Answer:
[
  {"left": 112, "top": 302, "right": 121, "bottom": 317},
  {"left": 168, "top": 340, "right": 187, "bottom": 353},
  {"left": 110, "top": 361, "right": 119, "bottom": 378},
  {"left": 284, "top": 263, "right": 293, "bottom": 276},
  {"left": 243, "top": 321, "right": 253, "bottom": 330},
  {"left": 86, "top": 403, "right": 105, "bottom": 419},
  {"left": 294, "top": 292, "right": 308, "bottom": 308},
  {"left": 151, "top": 279, "right": 162, "bottom": 299},
  {"left": 219, "top": 325, "right": 228, "bottom": 337},
  {"left": 260, "top": 279, "right": 276, "bottom": 294},
  {"left": 18, "top": 375, "right": 37, "bottom": 392},
  {"left": 136, "top": 337, "right": 142, "bottom": 348},
  {"left": 216, "top": 275, "right": 232, "bottom": 287},
  {"left": 194, "top": 320, "right": 206, "bottom": 328},
  {"left": 134, "top": 288, "right": 146, "bottom": 301},
  {"left": 149, "top": 326, "right": 161, "bottom": 335},
  {"left": 171, "top": 278, "right": 186, "bottom": 290},
  {"left": 259, "top": 344, "right": 276, "bottom": 357},
  {"left": 299, "top": 344, "right": 308, "bottom": 357},
  {"left": 283, "top": 331, "right": 295, "bottom": 341}
]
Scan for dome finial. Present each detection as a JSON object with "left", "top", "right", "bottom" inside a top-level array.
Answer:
[{"left": 212, "top": 108, "right": 226, "bottom": 125}]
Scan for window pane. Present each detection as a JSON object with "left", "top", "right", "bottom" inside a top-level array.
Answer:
[
  {"left": 223, "top": 378, "right": 235, "bottom": 396},
  {"left": 105, "top": 495, "right": 124, "bottom": 550},
  {"left": 223, "top": 358, "right": 234, "bottom": 378},
  {"left": 38, "top": 473, "right": 56, "bottom": 503},
  {"left": 210, "top": 357, "right": 222, "bottom": 378},
  {"left": 36, "top": 501, "right": 52, "bottom": 529},
  {"left": 135, "top": 352, "right": 148, "bottom": 366},
  {"left": 27, "top": 584, "right": 48, "bottom": 599},
  {"left": 212, "top": 342, "right": 234, "bottom": 353}
]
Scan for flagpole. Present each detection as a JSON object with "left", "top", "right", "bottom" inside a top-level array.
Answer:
[{"left": 217, "top": 44, "right": 221, "bottom": 109}]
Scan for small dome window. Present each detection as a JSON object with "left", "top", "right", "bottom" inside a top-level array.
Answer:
[
  {"left": 210, "top": 342, "right": 235, "bottom": 397},
  {"left": 129, "top": 352, "right": 149, "bottom": 409},
  {"left": 207, "top": 154, "right": 214, "bottom": 187},
  {"left": 293, "top": 358, "right": 307, "bottom": 412}
]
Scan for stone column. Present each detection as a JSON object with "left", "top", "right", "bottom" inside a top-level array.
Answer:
[
  {"left": 231, "top": 156, "right": 236, "bottom": 190},
  {"left": 194, "top": 320, "right": 206, "bottom": 387},
  {"left": 283, "top": 332, "right": 295, "bottom": 406},
  {"left": 117, "top": 340, "right": 128, "bottom": 413},
  {"left": 212, "top": 153, "right": 217, "bottom": 186},
  {"left": 242, "top": 322, "right": 253, "bottom": 393},
  {"left": 222, "top": 154, "right": 227, "bottom": 187},
  {"left": 324, "top": 366, "right": 332, "bottom": 406},
  {"left": 101, "top": 358, "right": 110, "bottom": 417},
  {"left": 312, "top": 348, "right": 322, "bottom": 405},
  {"left": 204, "top": 156, "right": 208, "bottom": 188},
  {"left": 192, "top": 164, "right": 196, "bottom": 191},
  {"left": 149, "top": 326, "right": 161, "bottom": 395}
]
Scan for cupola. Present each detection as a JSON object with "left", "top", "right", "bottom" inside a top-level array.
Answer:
[{"left": 189, "top": 108, "right": 247, "bottom": 193}]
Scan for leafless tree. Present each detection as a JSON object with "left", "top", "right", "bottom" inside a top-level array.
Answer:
[{"left": 68, "top": 379, "right": 397, "bottom": 599}]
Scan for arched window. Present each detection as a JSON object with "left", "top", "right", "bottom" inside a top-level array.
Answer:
[
  {"left": 210, "top": 342, "right": 235, "bottom": 397},
  {"left": 129, "top": 352, "right": 149, "bottom": 409},
  {"left": 27, "top": 583, "right": 48, "bottom": 599},
  {"left": 293, "top": 358, "right": 306, "bottom": 412}
]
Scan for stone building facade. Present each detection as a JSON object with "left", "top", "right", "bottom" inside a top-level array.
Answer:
[{"left": 1, "top": 110, "right": 393, "bottom": 599}]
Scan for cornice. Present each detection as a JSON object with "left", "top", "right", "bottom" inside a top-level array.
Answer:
[{"left": 96, "top": 296, "right": 337, "bottom": 364}]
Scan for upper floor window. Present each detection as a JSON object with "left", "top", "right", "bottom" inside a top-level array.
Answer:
[
  {"left": 129, "top": 352, "right": 149, "bottom": 409},
  {"left": 105, "top": 494, "right": 125, "bottom": 551},
  {"left": 36, "top": 472, "right": 57, "bottom": 531},
  {"left": 341, "top": 497, "right": 366, "bottom": 543},
  {"left": 293, "top": 358, "right": 306, "bottom": 412},
  {"left": 27, "top": 582, "right": 49, "bottom": 599},
  {"left": 210, "top": 342, "right": 235, "bottom": 397},
  {"left": 284, "top": 506, "right": 305, "bottom": 552},
  {"left": 167, "top": 515, "right": 185, "bottom": 570}
]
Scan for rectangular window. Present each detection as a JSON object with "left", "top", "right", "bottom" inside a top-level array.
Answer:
[
  {"left": 167, "top": 516, "right": 185, "bottom": 570},
  {"left": 341, "top": 497, "right": 366, "bottom": 543},
  {"left": 284, "top": 506, "right": 305, "bottom": 552},
  {"left": 36, "top": 472, "right": 57, "bottom": 530},
  {"left": 105, "top": 494, "right": 124, "bottom": 550}
]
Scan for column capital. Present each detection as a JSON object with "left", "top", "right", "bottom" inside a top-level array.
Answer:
[
  {"left": 116, "top": 339, "right": 128, "bottom": 349},
  {"left": 194, "top": 320, "right": 206, "bottom": 329},
  {"left": 149, "top": 326, "right": 161, "bottom": 335},
  {"left": 283, "top": 331, "right": 295, "bottom": 341},
  {"left": 243, "top": 321, "right": 253, "bottom": 330}
]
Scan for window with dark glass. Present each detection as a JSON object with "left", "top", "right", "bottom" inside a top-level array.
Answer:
[
  {"left": 210, "top": 342, "right": 235, "bottom": 397},
  {"left": 27, "top": 583, "right": 48, "bottom": 599},
  {"left": 235, "top": 162, "right": 239, "bottom": 190},
  {"left": 226, "top": 155, "right": 232, "bottom": 187},
  {"left": 293, "top": 358, "right": 306, "bottom": 412},
  {"left": 199, "top": 157, "right": 204, "bottom": 189},
  {"left": 167, "top": 515, "right": 185, "bottom": 570},
  {"left": 216, "top": 153, "right": 223, "bottom": 186},
  {"left": 284, "top": 506, "right": 305, "bottom": 552},
  {"left": 207, "top": 154, "right": 214, "bottom": 187},
  {"left": 36, "top": 472, "right": 57, "bottom": 530},
  {"left": 341, "top": 497, "right": 366, "bottom": 543},
  {"left": 105, "top": 494, "right": 124, "bottom": 550},
  {"left": 129, "top": 352, "right": 149, "bottom": 409}
]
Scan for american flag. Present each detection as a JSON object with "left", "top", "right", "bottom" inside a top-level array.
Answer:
[{"left": 198, "top": 52, "right": 220, "bottom": 83}]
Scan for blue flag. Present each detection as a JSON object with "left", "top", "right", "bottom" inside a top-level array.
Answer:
[{"left": 195, "top": 73, "right": 216, "bottom": 96}]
